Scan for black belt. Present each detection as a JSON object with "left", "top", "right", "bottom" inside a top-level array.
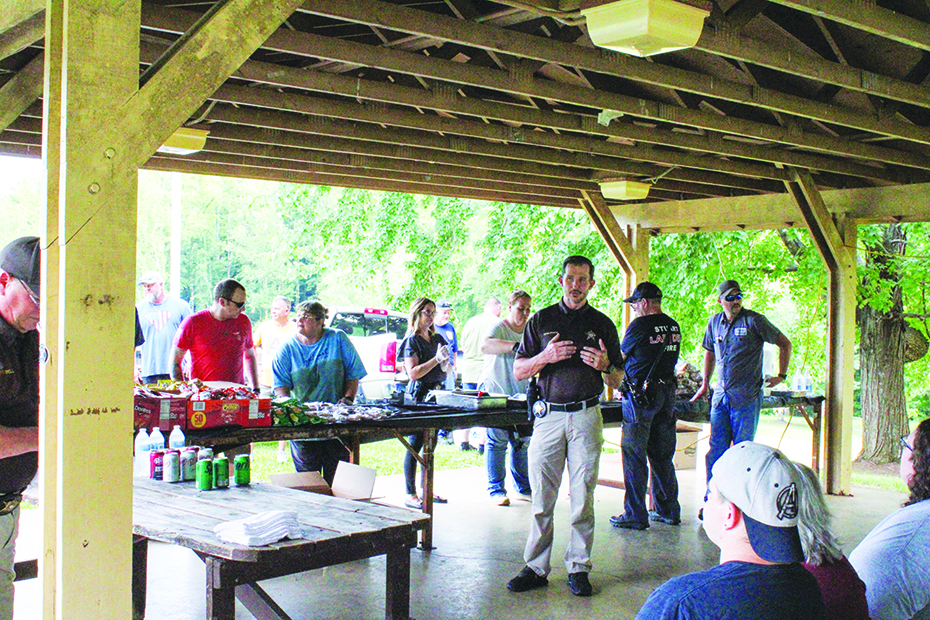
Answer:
[
  {"left": 546, "top": 396, "right": 600, "bottom": 413},
  {"left": 0, "top": 494, "right": 22, "bottom": 516}
]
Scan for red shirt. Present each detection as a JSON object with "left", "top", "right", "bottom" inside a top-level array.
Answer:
[{"left": 174, "top": 310, "right": 254, "bottom": 384}]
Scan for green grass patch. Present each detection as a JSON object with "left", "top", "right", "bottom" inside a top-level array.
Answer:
[{"left": 850, "top": 471, "right": 909, "bottom": 494}]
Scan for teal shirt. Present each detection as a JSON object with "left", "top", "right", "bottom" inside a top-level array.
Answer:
[{"left": 272, "top": 328, "right": 367, "bottom": 403}]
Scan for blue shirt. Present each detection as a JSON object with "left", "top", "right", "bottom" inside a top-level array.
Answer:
[
  {"left": 272, "top": 328, "right": 367, "bottom": 403},
  {"left": 702, "top": 308, "right": 782, "bottom": 410},
  {"left": 434, "top": 322, "right": 458, "bottom": 356},
  {"left": 636, "top": 561, "right": 826, "bottom": 620},
  {"left": 136, "top": 295, "right": 192, "bottom": 376}
]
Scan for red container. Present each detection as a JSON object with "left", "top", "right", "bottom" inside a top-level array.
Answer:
[
  {"left": 134, "top": 395, "right": 189, "bottom": 431},
  {"left": 186, "top": 398, "right": 272, "bottom": 430},
  {"left": 149, "top": 449, "right": 165, "bottom": 480}
]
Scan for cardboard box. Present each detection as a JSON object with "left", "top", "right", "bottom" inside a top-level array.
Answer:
[
  {"left": 270, "top": 462, "right": 377, "bottom": 500},
  {"left": 133, "top": 394, "right": 189, "bottom": 431},
  {"left": 186, "top": 398, "right": 271, "bottom": 430},
  {"left": 674, "top": 421, "right": 701, "bottom": 470}
]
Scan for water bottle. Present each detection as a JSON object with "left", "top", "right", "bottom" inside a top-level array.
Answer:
[
  {"left": 168, "top": 425, "right": 186, "bottom": 449},
  {"left": 149, "top": 427, "right": 165, "bottom": 450},
  {"left": 134, "top": 429, "right": 151, "bottom": 478},
  {"left": 803, "top": 373, "right": 813, "bottom": 395}
]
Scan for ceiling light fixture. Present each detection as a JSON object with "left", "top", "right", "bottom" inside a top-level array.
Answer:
[
  {"left": 156, "top": 128, "right": 209, "bottom": 156},
  {"left": 581, "top": 0, "right": 710, "bottom": 57},
  {"left": 598, "top": 179, "right": 651, "bottom": 200}
]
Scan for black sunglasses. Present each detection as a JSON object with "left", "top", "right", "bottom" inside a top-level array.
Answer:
[
  {"left": 724, "top": 293, "right": 743, "bottom": 302},
  {"left": 900, "top": 435, "right": 913, "bottom": 453},
  {"left": 223, "top": 297, "right": 246, "bottom": 309}
]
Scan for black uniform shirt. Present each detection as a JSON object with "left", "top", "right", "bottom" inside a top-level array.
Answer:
[
  {"left": 621, "top": 313, "right": 681, "bottom": 384},
  {"left": 518, "top": 299, "right": 622, "bottom": 404},
  {"left": 0, "top": 316, "right": 40, "bottom": 495}
]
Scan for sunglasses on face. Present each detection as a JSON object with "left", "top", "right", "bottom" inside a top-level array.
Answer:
[
  {"left": 17, "top": 278, "right": 39, "bottom": 306},
  {"left": 724, "top": 293, "right": 743, "bottom": 302},
  {"left": 901, "top": 435, "right": 913, "bottom": 453},
  {"left": 223, "top": 297, "right": 246, "bottom": 309}
]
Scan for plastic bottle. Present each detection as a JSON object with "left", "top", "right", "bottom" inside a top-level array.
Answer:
[
  {"left": 149, "top": 427, "right": 166, "bottom": 450},
  {"left": 803, "top": 373, "right": 814, "bottom": 395},
  {"left": 168, "top": 425, "right": 186, "bottom": 449},
  {"left": 134, "top": 429, "right": 151, "bottom": 478}
]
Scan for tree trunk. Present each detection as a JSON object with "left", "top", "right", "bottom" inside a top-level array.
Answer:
[{"left": 857, "top": 224, "right": 911, "bottom": 463}]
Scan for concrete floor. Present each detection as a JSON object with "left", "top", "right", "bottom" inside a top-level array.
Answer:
[{"left": 13, "top": 426, "right": 907, "bottom": 620}]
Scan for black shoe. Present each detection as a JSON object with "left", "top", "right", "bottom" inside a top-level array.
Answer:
[
  {"left": 507, "top": 566, "right": 548, "bottom": 592},
  {"left": 567, "top": 572, "right": 593, "bottom": 597},
  {"left": 649, "top": 510, "right": 681, "bottom": 526},
  {"left": 698, "top": 507, "right": 703, "bottom": 521},
  {"left": 460, "top": 442, "right": 474, "bottom": 451},
  {"left": 609, "top": 514, "right": 649, "bottom": 530}
]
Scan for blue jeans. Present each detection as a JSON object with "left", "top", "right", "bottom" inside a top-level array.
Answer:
[
  {"left": 705, "top": 391, "right": 763, "bottom": 486},
  {"left": 486, "top": 427, "right": 531, "bottom": 496},
  {"left": 620, "top": 386, "right": 679, "bottom": 523}
]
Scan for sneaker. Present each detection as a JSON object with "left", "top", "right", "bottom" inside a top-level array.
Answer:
[
  {"left": 507, "top": 566, "right": 548, "bottom": 592},
  {"left": 649, "top": 510, "right": 681, "bottom": 526},
  {"left": 404, "top": 494, "right": 422, "bottom": 510},
  {"left": 567, "top": 572, "right": 593, "bottom": 597},
  {"left": 460, "top": 442, "right": 474, "bottom": 452},
  {"left": 515, "top": 492, "right": 532, "bottom": 502},
  {"left": 491, "top": 494, "right": 510, "bottom": 506},
  {"left": 609, "top": 514, "right": 649, "bottom": 530}
]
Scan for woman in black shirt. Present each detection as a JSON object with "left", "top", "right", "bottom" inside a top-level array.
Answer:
[{"left": 401, "top": 297, "right": 450, "bottom": 509}]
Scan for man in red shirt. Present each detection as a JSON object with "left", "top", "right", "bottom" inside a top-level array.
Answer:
[{"left": 171, "top": 278, "right": 259, "bottom": 389}]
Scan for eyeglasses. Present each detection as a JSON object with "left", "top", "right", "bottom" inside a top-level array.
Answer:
[
  {"left": 724, "top": 293, "right": 743, "bottom": 302},
  {"left": 421, "top": 309, "right": 435, "bottom": 316},
  {"left": 16, "top": 278, "right": 39, "bottom": 306},
  {"left": 900, "top": 435, "right": 913, "bottom": 453},
  {"left": 223, "top": 297, "right": 246, "bottom": 309}
]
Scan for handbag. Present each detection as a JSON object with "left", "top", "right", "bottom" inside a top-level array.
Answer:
[{"left": 622, "top": 333, "right": 669, "bottom": 410}]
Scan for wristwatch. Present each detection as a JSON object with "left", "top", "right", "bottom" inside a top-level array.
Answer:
[
  {"left": 603, "top": 363, "right": 615, "bottom": 375},
  {"left": 512, "top": 342, "right": 519, "bottom": 352},
  {"left": 777, "top": 372, "right": 787, "bottom": 379}
]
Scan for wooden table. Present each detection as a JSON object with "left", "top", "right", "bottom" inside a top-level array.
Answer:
[
  {"left": 132, "top": 478, "right": 429, "bottom": 620},
  {"left": 181, "top": 393, "right": 823, "bottom": 549}
]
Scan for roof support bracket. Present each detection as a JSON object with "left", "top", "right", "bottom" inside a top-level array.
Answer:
[{"left": 785, "top": 167, "right": 856, "bottom": 495}]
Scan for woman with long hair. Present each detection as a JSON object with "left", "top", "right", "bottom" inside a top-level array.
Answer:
[
  {"left": 792, "top": 462, "right": 869, "bottom": 620},
  {"left": 399, "top": 297, "right": 450, "bottom": 509},
  {"left": 850, "top": 417, "right": 930, "bottom": 620}
]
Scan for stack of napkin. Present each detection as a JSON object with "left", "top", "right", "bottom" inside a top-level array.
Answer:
[{"left": 214, "top": 510, "right": 303, "bottom": 546}]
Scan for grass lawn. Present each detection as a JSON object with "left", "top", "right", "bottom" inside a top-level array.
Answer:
[{"left": 246, "top": 412, "right": 910, "bottom": 494}]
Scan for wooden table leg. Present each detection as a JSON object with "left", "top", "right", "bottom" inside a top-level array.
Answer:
[
  {"left": 132, "top": 536, "right": 148, "bottom": 620},
  {"left": 205, "top": 557, "right": 236, "bottom": 620},
  {"left": 419, "top": 429, "right": 437, "bottom": 550},
  {"left": 384, "top": 544, "right": 411, "bottom": 620},
  {"left": 347, "top": 434, "right": 361, "bottom": 464}
]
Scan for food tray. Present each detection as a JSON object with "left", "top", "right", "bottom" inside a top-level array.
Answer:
[{"left": 430, "top": 390, "right": 509, "bottom": 410}]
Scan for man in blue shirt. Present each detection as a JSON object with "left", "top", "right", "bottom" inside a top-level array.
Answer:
[
  {"left": 136, "top": 271, "right": 192, "bottom": 384},
  {"left": 691, "top": 280, "right": 791, "bottom": 509},
  {"left": 274, "top": 301, "right": 367, "bottom": 484},
  {"left": 635, "top": 442, "right": 826, "bottom": 620}
]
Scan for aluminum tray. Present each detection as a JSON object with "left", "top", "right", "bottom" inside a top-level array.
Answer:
[{"left": 430, "top": 390, "right": 509, "bottom": 410}]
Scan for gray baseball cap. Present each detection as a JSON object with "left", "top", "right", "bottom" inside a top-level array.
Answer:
[{"left": 0, "top": 236, "right": 41, "bottom": 296}]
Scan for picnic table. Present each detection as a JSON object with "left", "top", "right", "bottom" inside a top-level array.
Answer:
[{"left": 132, "top": 478, "right": 429, "bottom": 620}]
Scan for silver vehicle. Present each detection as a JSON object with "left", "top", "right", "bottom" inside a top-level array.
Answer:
[{"left": 327, "top": 307, "right": 408, "bottom": 402}]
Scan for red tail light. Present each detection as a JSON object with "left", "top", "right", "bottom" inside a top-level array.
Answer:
[{"left": 380, "top": 340, "right": 397, "bottom": 373}]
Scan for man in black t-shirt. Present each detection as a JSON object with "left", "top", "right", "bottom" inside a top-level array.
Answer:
[
  {"left": 0, "top": 236, "right": 41, "bottom": 620},
  {"left": 506, "top": 256, "right": 623, "bottom": 598},
  {"left": 609, "top": 282, "right": 682, "bottom": 531}
]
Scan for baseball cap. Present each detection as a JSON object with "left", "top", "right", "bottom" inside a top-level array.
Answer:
[
  {"left": 436, "top": 299, "right": 452, "bottom": 309},
  {"left": 0, "top": 236, "right": 41, "bottom": 296},
  {"left": 138, "top": 271, "right": 163, "bottom": 285},
  {"left": 711, "top": 441, "right": 804, "bottom": 563},
  {"left": 717, "top": 279, "right": 741, "bottom": 299},
  {"left": 623, "top": 282, "right": 662, "bottom": 303}
]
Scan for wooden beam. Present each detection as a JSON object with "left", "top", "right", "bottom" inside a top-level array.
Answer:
[
  {"left": 209, "top": 84, "right": 806, "bottom": 182},
  {"left": 609, "top": 182, "right": 930, "bottom": 232},
  {"left": 145, "top": 156, "right": 579, "bottom": 208},
  {"left": 142, "top": 3, "right": 930, "bottom": 165},
  {"left": 108, "top": 0, "right": 306, "bottom": 167},
  {"left": 0, "top": 52, "right": 42, "bottom": 132},
  {"left": 203, "top": 104, "right": 785, "bottom": 193},
  {"left": 695, "top": 28, "right": 930, "bottom": 111},
  {"left": 767, "top": 0, "right": 930, "bottom": 52},
  {"left": 0, "top": 0, "right": 43, "bottom": 35},
  {"left": 783, "top": 168, "right": 856, "bottom": 495},
  {"left": 579, "top": 189, "right": 645, "bottom": 276},
  {"left": 291, "top": 0, "right": 930, "bottom": 147},
  {"left": 0, "top": 9, "right": 44, "bottom": 61}
]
